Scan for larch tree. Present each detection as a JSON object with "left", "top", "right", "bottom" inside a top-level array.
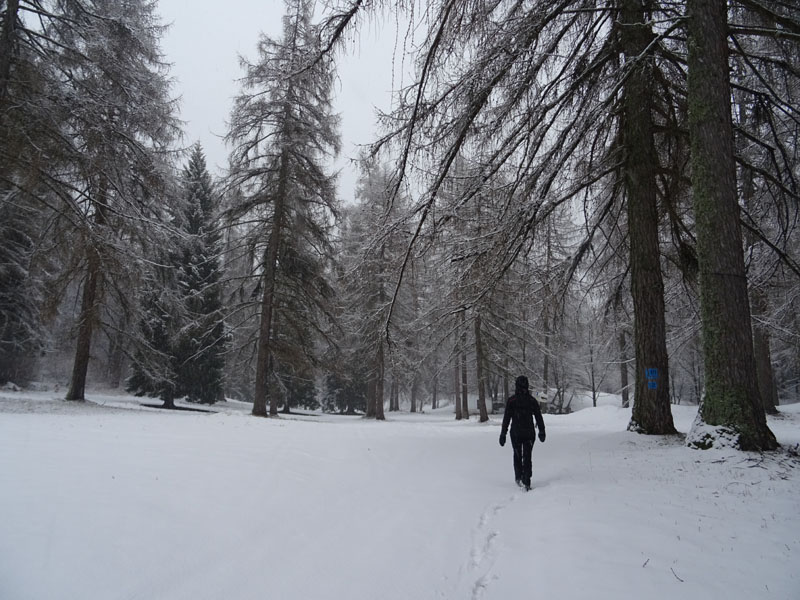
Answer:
[
  {"left": 319, "top": 0, "right": 684, "bottom": 433},
  {"left": 335, "top": 158, "right": 412, "bottom": 420},
  {"left": 620, "top": 0, "right": 677, "bottom": 434},
  {"left": 0, "top": 0, "right": 180, "bottom": 400},
  {"left": 54, "top": 0, "right": 179, "bottom": 401},
  {"left": 685, "top": 0, "right": 778, "bottom": 450},
  {"left": 226, "top": 0, "right": 340, "bottom": 417}
]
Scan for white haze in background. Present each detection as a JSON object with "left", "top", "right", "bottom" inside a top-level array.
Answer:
[{"left": 158, "top": 0, "right": 413, "bottom": 202}]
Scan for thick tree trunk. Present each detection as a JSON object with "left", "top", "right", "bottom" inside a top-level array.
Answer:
[
  {"left": 66, "top": 247, "right": 101, "bottom": 401},
  {"left": 474, "top": 312, "right": 489, "bottom": 422},
  {"left": 619, "top": 330, "right": 630, "bottom": 409},
  {"left": 410, "top": 376, "right": 418, "bottom": 413},
  {"left": 431, "top": 373, "right": 438, "bottom": 410},
  {"left": 687, "top": 0, "right": 777, "bottom": 449},
  {"left": 454, "top": 357, "right": 462, "bottom": 419},
  {"left": 0, "top": 0, "right": 20, "bottom": 105},
  {"left": 460, "top": 310, "right": 469, "bottom": 419},
  {"left": 751, "top": 289, "right": 779, "bottom": 414},
  {"left": 375, "top": 340, "right": 385, "bottom": 420},
  {"left": 366, "top": 376, "right": 376, "bottom": 418},
  {"left": 252, "top": 232, "right": 281, "bottom": 416},
  {"left": 622, "top": 0, "right": 676, "bottom": 435},
  {"left": 253, "top": 149, "right": 289, "bottom": 417},
  {"left": 66, "top": 180, "right": 108, "bottom": 402}
]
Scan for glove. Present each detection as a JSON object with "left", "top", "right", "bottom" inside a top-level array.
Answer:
[
  {"left": 538, "top": 431, "right": 546, "bottom": 443},
  {"left": 499, "top": 433, "right": 506, "bottom": 447}
]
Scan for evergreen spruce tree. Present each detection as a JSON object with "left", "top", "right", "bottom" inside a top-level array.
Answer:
[
  {"left": 126, "top": 281, "right": 177, "bottom": 405},
  {"left": 0, "top": 189, "right": 42, "bottom": 385},
  {"left": 174, "top": 144, "right": 226, "bottom": 404}
]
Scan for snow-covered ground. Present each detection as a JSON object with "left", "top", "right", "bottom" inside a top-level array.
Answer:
[{"left": 1, "top": 389, "right": 798, "bottom": 600}]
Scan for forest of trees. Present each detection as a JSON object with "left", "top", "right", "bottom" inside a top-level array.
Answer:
[{"left": 0, "top": 0, "right": 797, "bottom": 450}]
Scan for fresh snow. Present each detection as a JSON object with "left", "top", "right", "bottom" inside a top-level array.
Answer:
[{"left": 1, "top": 390, "right": 799, "bottom": 600}]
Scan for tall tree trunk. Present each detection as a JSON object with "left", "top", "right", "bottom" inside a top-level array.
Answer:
[
  {"left": 65, "top": 246, "right": 101, "bottom": 401},
  {"left": 753, "top": 341, "right": 774, "bottom": 413},
  {"left": 619, "top": 330, "right": 630, "bottom": 409},
  {"left": 431, "top": 372, "right": 438, "bottom": 410},
  {"left": 542, "top": 308, "right": 551, "bottom": 394},
  {"left": 253, "top": 150, "right": 288, "bottom": 417},
  {"left": 474, "top": 312, "right": 489, "bottom": 422},
  {"left": 0, "top": 0, "right": 19, "bottom": 105},
  {"left": 66, "top": 180, "right": 108, "bottom": 402},
  {"left": 454, "top": 356, "right": 462, "bottom": 420},
  {"left": 503, "top": 361, "right": 509, "bottom": 402},
  {"left": 687, "top": 0, "right": 777, "bottom": 449},
  {"left": 752, "top": 291, "right": 779, "bottom": 415},
  {"left": 106, "top": 326, "right": 126, "bottom": 389},
  {"left": 366, "top": 375, "right": 376, "bottom": 418},
  {"left": 410, "top": 375, "right": 418, "bottom": 413},
  {"left": 589, "top": 343, "right": 597, "bottom": 408},
  {"left": 739, "top": 129, "right": 779, "bottom": 417},
  {"left": 460, "top": 310, "right": 469, "bottom": 419},
  {"left": 375, "top": 340, "right": 385, "bottom": 420},
  {"left": 621, "top": 0, "right": 676, "bottom": 435}
]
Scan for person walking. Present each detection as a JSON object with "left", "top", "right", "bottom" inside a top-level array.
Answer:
[{"left": 499, "top": 375, "right": 546, "bottom": 490}]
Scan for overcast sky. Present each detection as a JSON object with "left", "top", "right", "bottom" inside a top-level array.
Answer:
[{"left": 157, "top": 0, "right": 411, "bottom": 201}]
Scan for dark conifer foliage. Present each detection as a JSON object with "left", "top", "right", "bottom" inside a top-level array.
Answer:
[
  {"left": 127, "top": 145, "right": 226, "bottom": 405},
  {"left": 174, "top": 144, "right": 226, "bottom": 404},
  {"left": 0, "top": 190, "right": 42, "bottom": 385}
]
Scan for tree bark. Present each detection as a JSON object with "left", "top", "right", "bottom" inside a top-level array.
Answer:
[
  {"left": 460, "top": 310, "right": 469, "bottom": 419},
  {"left": 622, "top": 0, "right": 676, "bottom": 435},
  {"left": 252, "top": 148, "right": 288, "bottom": 417},
  {"left": 66, "top": 179, "right": 108, "bottom": 402},
  {"left": 65, "top": 247, "right": 101, "bottom": 401},
  {"left": 0, "top": 0, "right": 20, "bottom": 105},
  {"left": 753, "top": 328, "right": 779, "bottom": 414},
  {"left": 619, "top": 330, "right": 630, "bottom": 409},
  {"left": 375, "top": 339, "right": 385, "bottom": 420},
  {"left": 454, "top": 357, "right": 462, "bottom": 419},
  {"left": 366, "top": 375, "right": 376, "bottom": 418},
  {"left": 687, "top": 0, "right": 777, "bottom": 449},
  {"left": 474, "top": 312, "right": 489, "bottom": 422},
  {"left": 542, "top": 313, "right": 550, "bottom": 395}
]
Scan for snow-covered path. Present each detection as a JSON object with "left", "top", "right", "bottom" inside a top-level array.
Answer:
[{"left": 1, "top": 393, "right": 799, "bottom": 599}]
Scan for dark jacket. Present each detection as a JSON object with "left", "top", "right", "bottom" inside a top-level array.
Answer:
[{"left": 501, "top": 391, "right": 545, "bottom": 440}]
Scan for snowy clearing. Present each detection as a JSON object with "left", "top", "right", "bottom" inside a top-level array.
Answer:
[{"left": 1, "top": 390, "right": 799, "bottom": 600}]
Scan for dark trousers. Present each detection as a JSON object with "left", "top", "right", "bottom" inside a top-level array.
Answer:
[{"left": 511, "top": 434, "right": 534, "bottom": 485}]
